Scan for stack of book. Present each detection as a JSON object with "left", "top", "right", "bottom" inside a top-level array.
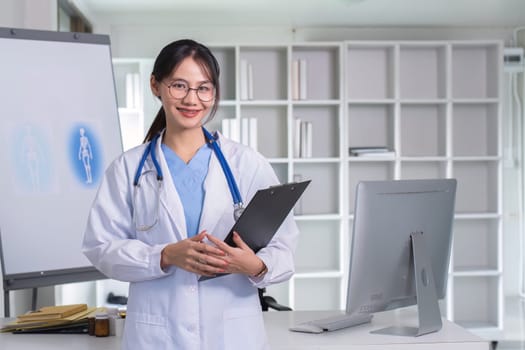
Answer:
[
  {"left": 221, "top": 118, "right": 258, "bottom": 151},
  {"left": 349, "top": 146, "right": 396, "bottom": 158},
  {"left": 294, "top": 118, "right": 313, "bottom": 158},
  {"left": 1, "top": 304, "right": 103, "bottom": 334}
]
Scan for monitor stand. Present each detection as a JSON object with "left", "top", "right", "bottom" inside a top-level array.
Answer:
[{"left": 371, "top": 231, "right": 443, "bottom": 337}]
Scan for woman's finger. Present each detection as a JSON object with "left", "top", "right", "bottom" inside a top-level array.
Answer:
[
  {"left": 205, "top": 234, "right": 234, "bottom": 253},
  {"left": 232, "top": 231, "right": 251, "bottom": 251}
]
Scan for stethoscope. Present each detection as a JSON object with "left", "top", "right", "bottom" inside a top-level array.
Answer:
[{"left": 132, "top": 127, "right": 244, "bottom": 231}]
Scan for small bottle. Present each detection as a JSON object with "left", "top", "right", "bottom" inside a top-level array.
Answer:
[
  {"left": 94, "top": 313, "right": 110, "bottom": 337},
  {"left": 88, "top": 316, "right": 95, "bottom": 336}
]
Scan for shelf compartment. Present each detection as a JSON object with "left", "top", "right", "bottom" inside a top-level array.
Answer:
[
  {"left": 292, "top": 45, "right": 340, "bottom": 100},
  {"left": 452, "top": 103, "right": 499, "bottom": 157},
  {"left": 347, "top": 104, "right": 395, "bottom": 151},
  {"left": 400, "top": 161, "right": 447, "bottom": 179},
  {"left": 346, "top": 45, "right": 395, "bottom": 99},
  {"left": 400, "top": 104, "right": 447, "bottom": 157},
  {"left": 293, "top": 105, "right": 340, "bottom": 158},
  {"left": 295, "top": 220, "right": 340, "bottom": 273},
  {"left": 453, "top": 160, "right": 499, "bottom": 214},
  {"left": 453, "top": 276, "right": 499, "bottom": 329},
  {"left": 294, "top": 163, "right": 340, "bottom": 215},
  {"left": 399, "top": 44, "right": 447, "bottom": 99},
  {"left": 240, "top": 105, "right": 287, "bottom": 158},
  {"left": 239, "top": 47, "right": 287, "bottom": 100},
  {"left": 208, "top": 106, "right": 236, "bottom": 134},
  {"left": 294, "top": 277, "right": 341, "bottom": 311},
  {"left": 348, "top": 161, "right": 395, "bottom": 213},
  {"left": 452, "top": 218, "right": 499, "bottom": 271},
  {"left": 452, "top": 44, "right": 500, "bottom": 99},
  {"left": 210, "top": 46, "right": 236, "bottom": 100}
]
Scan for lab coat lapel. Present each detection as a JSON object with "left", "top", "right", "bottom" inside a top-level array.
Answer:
[
  {"left": 149, "top": 135, "right": 188, "bottom": 239},
  {"left": 200, "top": 145, "right": 231, "bottom": 237}
]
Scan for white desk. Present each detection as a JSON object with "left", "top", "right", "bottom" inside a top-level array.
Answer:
[
  {"left": 0, "top": 310, "right": 489, "bottom": 349},
  {"left": 266, "top": 310, "right": 489, "bottom": 350}
]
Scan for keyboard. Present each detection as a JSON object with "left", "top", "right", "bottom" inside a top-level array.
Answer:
[{"left": 289, "top": 313, "right": 373, "bottom": 333}]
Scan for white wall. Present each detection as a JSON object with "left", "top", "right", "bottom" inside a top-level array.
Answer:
[
  {"left": 0, "top": 0, "right": 57, "bottom": 31},
  {"left": 87, "top": 14, "right": 519, "bottom": 58}
]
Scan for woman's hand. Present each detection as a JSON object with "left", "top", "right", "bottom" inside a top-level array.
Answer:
[
  {"left": 160, "top": 230, "right": 228, "bottom": 276},
  {"left": 206, "top": 232, "right": 267, "bottom": 277}
]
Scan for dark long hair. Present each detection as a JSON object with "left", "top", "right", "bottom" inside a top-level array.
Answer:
[{"left": 143, "top": 39, "right": 221, "bottom": 142}]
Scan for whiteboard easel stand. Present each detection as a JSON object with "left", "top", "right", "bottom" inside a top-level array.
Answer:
[{"left": 1, "top": 230, "right": 105, "bottom": 316}]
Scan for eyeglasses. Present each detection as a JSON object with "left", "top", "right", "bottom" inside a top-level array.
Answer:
[{"left": 163, "top": 80, "right": 215, "bottom": 102}]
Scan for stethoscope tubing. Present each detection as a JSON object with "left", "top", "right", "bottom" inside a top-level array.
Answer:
[
  {"left": 133, "top": 133, "right": 163, "bottom": 186},
  {"left": 201, "top": 127, "right": 243, "bottom": 206},
  {"left": 133, "top": 127, "right": 243, "bottom": 210}
]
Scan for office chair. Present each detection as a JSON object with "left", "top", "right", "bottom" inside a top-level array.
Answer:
[
  {"left": 108, "top": 290, "right": 292, "bottom": 312},
  {"left": 258, "top": 288, "right": 292, "bottom": 311}
]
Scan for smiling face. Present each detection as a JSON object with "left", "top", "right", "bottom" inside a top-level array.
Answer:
[{"left": 151, "top": 56, "right": 215, "bottom": 133}]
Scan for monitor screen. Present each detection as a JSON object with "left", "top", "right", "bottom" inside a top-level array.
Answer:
[{"left": 346, "top": 179, "right": 456, "bottom": 318}]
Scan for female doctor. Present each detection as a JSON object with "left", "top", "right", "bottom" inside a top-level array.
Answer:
[{"left": 82, "top": 39, "right": 299, "bottom": 350}]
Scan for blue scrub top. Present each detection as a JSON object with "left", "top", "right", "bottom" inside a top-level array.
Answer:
[{"left": 162, "top": 143, "right": 212, "bottom": 237}]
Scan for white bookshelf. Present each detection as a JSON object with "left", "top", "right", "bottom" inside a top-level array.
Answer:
[
  {"left": 111, "top": 39, "right": 503, "bottom": 337},
  {"left": 344, "top": 40, "right": 503, "bottom": 339}
]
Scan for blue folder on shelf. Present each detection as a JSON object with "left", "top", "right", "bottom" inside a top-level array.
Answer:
[{"left": 199, "top": 180, "right": 311, "bottom": 281}]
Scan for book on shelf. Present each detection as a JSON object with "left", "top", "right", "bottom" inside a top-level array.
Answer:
[
  {"left": 291, "top": 59, "right": 307, "bottom": 100},
  {"left": 221, "top": 117, "right": 258, "bottom": 151},
  {"left": 299, "top": 59, "right": 307, "bottom": 100},
  {"left": 294, "top": 118, "right": 313, "bottom": 158},
  {"left": 125, "top": 72, "right": 141, "bottom": 109},
  {"left": 240, "top": 59, "right": 254, "bottom": 101},
  {"left": 349, "top": 146, "right": 395, "bottom": 158},
  {"left": 222, "top": 118, "right": 240, "bottom": 142},
  {"left": 247, "top": 62, "right": 254, "bottom": 100},
  {"left": 291, "top": 60, "right": 299, "bottom": 100}
]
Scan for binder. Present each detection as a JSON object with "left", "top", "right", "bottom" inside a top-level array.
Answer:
[{"left": 200, "top": 180, "right": 311, "bottom": 281}]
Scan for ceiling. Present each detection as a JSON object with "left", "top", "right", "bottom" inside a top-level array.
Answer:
[{"left": 73, "top": 0, "right": 525, "bottom": 28}]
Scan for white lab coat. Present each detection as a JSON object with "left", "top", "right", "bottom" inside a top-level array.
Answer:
[{"left": 82, "top": 132, "right": 299, "bottom": 350}]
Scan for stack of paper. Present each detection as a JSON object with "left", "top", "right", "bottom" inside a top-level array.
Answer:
[
  {"left": 1, "top": 304, "right": 105, "bottom": 334},
  {"left": 17, "top": 304, "right": 87, "bottom": 322}
]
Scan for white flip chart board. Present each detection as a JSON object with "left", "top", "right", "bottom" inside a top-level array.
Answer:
[{"left": 0, "top": 27, "right": 123, "bottom": 290}]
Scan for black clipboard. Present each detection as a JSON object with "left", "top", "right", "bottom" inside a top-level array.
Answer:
[{"left": 199, "top": 180, "right": 310, "bottom": 281}]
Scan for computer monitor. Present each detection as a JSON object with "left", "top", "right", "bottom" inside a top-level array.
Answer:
[{"left": 346, "top": 178, "right": 457, "bottom": 336}]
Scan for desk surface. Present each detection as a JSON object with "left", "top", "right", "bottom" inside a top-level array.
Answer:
[
  {"left": 0, "top": 310, "right": 489, "bottom": 350},
  {"left": 266, "top": 310, "right": 489, "bottom": 350}
]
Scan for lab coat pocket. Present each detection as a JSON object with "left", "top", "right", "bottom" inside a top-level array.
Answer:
[
  {"left": 124, "top": 311, "right": 170, "bottom": 348},
  {"left": 223, "top": 306, "right": 269, "bottom": 350}
]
